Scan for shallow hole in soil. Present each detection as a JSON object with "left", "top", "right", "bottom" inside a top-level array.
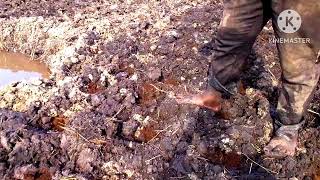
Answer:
[
  {"left": 163, "top": 77, "right": 180, "bottom": 86},
  {"left": 24, "top": 167, "right": 52, "bottom": 180},
  {"left": 86, "top": 81, "right": 106, "bottom": 94},
  {"left": 134, "top": 125, "right": 158, "bottom": 143},
  {"left": 52, "top": 116, "right": 68, "bottom": 131},
  {"left": 0, "top": 51, "right": 50, "bottom": 88},
  {"left": 311, "top": 158, "right": 320, "bottom": 180},
  {"left": 204, "top": 147, "right": 243, "bottom": 169},
  {"left": 119, "top": 63, "right": 135, "bottom": 76},
  {"left": 137, "top": 82, "right": 162, "bottom": 105}
]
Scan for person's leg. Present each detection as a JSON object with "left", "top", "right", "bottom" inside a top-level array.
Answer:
[
  {"left": 264, "top": 0, "right": 320, "bottom": 157},
  {"left": 176, "top": 0, "right": 271, "bottom": 111},
  {"left": 208, "top": 0, "right": 271, "bottom": 94}
]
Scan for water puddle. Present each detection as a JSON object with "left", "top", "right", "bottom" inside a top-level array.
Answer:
[{"left": 0, "top": 51, "right": 50, "bottom": 88}]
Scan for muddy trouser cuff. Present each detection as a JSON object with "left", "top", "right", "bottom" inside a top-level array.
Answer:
[
  {"left": 274, "top": 120, "right": 304, "bottom": 141},
  {"left": 208, "top": 76, "right": 234, "bottom": 97}
]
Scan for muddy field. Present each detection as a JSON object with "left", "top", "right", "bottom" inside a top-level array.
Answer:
[{"left": 0, "top": 0, "right": 319, "bottom": 179}]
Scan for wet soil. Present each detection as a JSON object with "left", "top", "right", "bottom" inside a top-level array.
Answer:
[
  {"left": 0, "top": 1, "right": 319, "bottom": 179},
  {"left": 0, "top": 51, "right": 50, "bottom": 87}
]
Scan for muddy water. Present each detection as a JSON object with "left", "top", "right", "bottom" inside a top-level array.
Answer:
[{"left": 0, "top": 51, "right": 50, "bottom": 87}]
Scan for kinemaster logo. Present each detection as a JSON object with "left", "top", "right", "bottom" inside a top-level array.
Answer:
[
  {"left": 277, "top": 9, "right": 302, "bottom": 34},
  {"left": 269, "top": 9, "right": 310, "bottom": 44}
]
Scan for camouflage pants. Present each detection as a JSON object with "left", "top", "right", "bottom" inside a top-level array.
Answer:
[{"left": 209, "top": 0, "right": 320, "bottom": 125}]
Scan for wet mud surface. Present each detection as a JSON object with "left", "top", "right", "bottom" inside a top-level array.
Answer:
[
  {"left": 0, "top": 51, "right": 50, "bottom": 88},
  {"left": 0, "top": 0, "right": 319, "bottom": 179}
]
